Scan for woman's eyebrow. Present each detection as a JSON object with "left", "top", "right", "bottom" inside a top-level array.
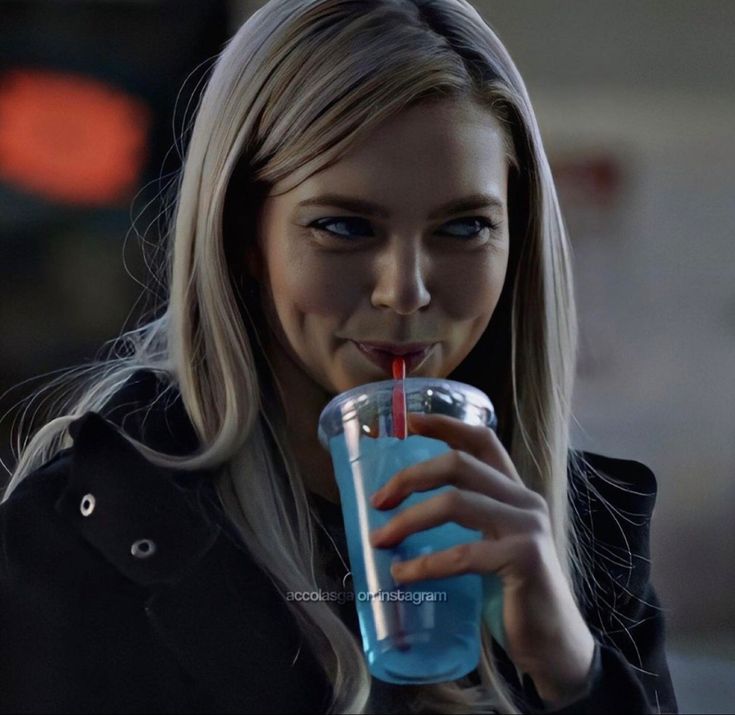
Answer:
[{"left": 296, "top": 192, "right": 505, "bottom": 219}]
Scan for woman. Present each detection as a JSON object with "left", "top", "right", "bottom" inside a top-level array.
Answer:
[{"left": 1, "top": 0, "right": 677, "bottom": 713}]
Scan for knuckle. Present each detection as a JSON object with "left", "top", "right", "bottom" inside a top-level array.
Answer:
[
  {"left": 391, "top": 511, "right": 409, "bottom": 531},
  {"left": 448, "top": 448, "right": 470, "bottom": 471},
  {"left": 526, "top": 508, "right": 548, "bottom": 534},
  {"left": 518, "top": 535, "right": 545, "bottom": 568},
  {"left": 449, "top": 542, "right": 473, "bottom": 572},
  {"left": 442, "top": 487, "right": 464, "bottom": 510},
  {"left": 527, "top": 490, "right": 549, "bottom": 513},
  {"left": 447, "top": 449, "right": 463, "bottom": 469},
  {"left": 391, "top": 471, "right": 406, "bottom": 492},
  {"left": 472, "top": 423, "right": 494, "bottom": 442},
  {"left": 473, "top": 423, "right": 498, "bottom": 453},
  {"left": 415, "top": 553, "right": 433, "bottom": 577},
  {"left": 393, "top": 466, "right": 416, "bottom": 493}
]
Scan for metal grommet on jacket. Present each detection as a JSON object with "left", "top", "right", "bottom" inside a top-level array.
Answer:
[
  {"left": 131, "top": 539, "right": 157, "bottom": 559},
  {"left": 80, "top": 494, "right": 96, "bottom": 517}
]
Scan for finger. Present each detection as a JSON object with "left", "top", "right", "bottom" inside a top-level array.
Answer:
[
  {"left": 372, "top": 447, "right": 539, "bottom": 511},
  {"left": 389, "top": 535, "right": 520, "bottom": 585},
  {"left": 407, "top": 412, "right": 522, "bottom": 485},
  {"left": 369, "top": 488, "right": 535, "bottom": 547}
]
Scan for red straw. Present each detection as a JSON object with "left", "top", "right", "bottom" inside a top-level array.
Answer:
[
  {"left": 389, "top": 356, "right": 410, "bottom": 650},
  {"left": 391, "top": 357, "right": 407, "bottom": 439}
]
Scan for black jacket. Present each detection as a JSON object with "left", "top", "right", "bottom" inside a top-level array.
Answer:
[{"left": 0, "top": 370, "right": 677, "bottom": 713}]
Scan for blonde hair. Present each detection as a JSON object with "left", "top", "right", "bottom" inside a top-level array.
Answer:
[{"left": 3, "top": 1, "right": 587, "bottom": 712}]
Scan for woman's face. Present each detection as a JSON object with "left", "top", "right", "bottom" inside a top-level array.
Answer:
[{"left": 251, "top": 99, "right": 511, "bottom": 396}]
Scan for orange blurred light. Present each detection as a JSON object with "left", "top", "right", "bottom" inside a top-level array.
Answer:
[{"left": 0, "top": 69, "right": 151, "bottom": 206}]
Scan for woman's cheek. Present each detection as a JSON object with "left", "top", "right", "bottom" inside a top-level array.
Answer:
[
  {"left": 281, "top": 253, "right": 357, "bottom": 317},
  {"left": 440, "top": 251, "right": 508, "bottom": 321}
]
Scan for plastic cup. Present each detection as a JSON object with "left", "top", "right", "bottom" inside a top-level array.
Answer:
[{"left": 317, "top": 377, "right": 497, "bottom": 684}]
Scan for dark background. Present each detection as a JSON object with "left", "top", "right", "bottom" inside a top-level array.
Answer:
[{"left": 0, "top": 0, "right": 229, "bottom": 449}]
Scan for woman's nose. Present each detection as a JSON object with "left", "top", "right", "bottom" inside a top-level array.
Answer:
[{"left": 370, "top": 241, "right": 431, "bottom": 314}]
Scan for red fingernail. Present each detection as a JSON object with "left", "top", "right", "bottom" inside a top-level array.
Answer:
[
  {"left": 371, "top": 491, "right": 386, "bottom": 507},
  {"left": 370, "top": 528, "right": 386, "bottom": 546}
]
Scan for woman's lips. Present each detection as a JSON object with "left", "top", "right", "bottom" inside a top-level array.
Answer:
[{"left": 353, "top": 341, "right": 435, "bottom": 374}]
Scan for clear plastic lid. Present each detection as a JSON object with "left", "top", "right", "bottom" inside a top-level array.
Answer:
[{"left": 317, "top": 377, "right": 496, "bottom": 449}]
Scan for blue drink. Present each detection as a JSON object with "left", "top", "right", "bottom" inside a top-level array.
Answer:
[
  {"left": 329, "top": 432, "right": 484, "bottom": 683},
  {"left": 318, "top": 378, "right": 497, "bottom": 684}
]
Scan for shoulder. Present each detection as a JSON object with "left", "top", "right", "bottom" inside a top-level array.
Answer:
[
  {"left": 2, "top": 366, "right": 203, "bottom": 539},
  {"left": 1, "top": 446, "right": 75, "bottom": 578},
  {"left": 567, "top": 450, "right": 660, "bottom": 613},
  {"left": 569, "top": 449, "right": 658, "bottom": 525},
  {"left": 564, "top": 457, "right": 678, "bottom": 713},
  {"left": 98, "top": 368, "right": 200, "bottom": 455},
  {"left": 2, "top": 405, "right": 220, "bottom": 590}
]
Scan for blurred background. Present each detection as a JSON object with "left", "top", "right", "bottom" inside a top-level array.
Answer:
[{"left": 1, "top": 1, "right": 733, "bottom": 712}]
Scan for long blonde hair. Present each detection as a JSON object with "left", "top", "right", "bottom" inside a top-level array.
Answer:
[{"left": 3, "top": 1, "right": 584, "bottom": 712}]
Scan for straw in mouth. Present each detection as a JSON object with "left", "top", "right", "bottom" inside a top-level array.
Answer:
[{"left": 391, "top": 357, "right": 407, "bottom": 439}]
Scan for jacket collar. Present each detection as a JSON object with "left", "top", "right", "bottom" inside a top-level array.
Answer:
[{"left": 54, "top": 409, "right": 221, "bottom": 587}]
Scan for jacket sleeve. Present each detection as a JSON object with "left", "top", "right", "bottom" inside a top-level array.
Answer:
[
  {"left": 0, "top": 451, "right": 78, "bottom": 713},
  {"left": 522, "top": 452, "right": 678, "bottom": 714}
]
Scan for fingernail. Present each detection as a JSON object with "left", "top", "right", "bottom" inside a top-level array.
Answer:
[
  {"left": 370, "top": 528, "right": 385, "bottom": 546},
  {"left": 371, "top": 490, "right": 386, "bottom": 507}
]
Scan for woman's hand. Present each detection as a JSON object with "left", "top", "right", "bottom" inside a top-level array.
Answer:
[{"left": 368, "top": 412, "right": 596, "bottom": 706}]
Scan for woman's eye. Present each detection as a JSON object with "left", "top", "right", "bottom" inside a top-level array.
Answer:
[
  {"left": 309, "top": 217, "right": 374, "bottom": 240},
  {"left": 308, "top": 216, "right": 500, "bottom": 241},
  {"left": 438, "top": 217, "right": 500, "bottom": 239}
]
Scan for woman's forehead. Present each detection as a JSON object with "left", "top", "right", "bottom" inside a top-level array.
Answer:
[{"left": 266, "top": 100, "right": 510, "bottom": 211}]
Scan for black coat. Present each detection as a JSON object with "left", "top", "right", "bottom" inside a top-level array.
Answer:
[{"left": 0, "top": 370, "right": 677, "bottom": 713}]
